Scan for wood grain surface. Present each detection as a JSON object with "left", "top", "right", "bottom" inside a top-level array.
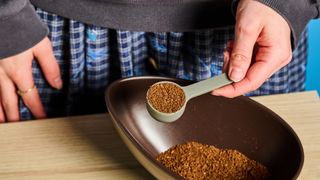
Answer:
[{"left": 0, "top": 91, "right": 319, "bottom": 180}]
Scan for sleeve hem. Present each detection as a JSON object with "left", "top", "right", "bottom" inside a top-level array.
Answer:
[
  {"left": 231, "top": 0, "right": 318, "bottom": 49},
  {"left": 256, "top": 0, "right": 318, "bottom": 49},
  {"left": 0, "top": 3, "right": 48, "bottom": 59}
]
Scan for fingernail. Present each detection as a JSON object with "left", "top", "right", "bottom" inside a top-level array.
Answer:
[
  {"left": 54, "top": 77, "right": 63, "bottom": 89},
  {"left": 229, "top": 68, "right": 243, "bottom": 82}
]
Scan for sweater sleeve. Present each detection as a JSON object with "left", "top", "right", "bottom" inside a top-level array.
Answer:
[
  {"left": 232, "top": 0, "right": 320, "bottom": 48},
  {"left": 0, "top": 0, "right": 48, "bottom": 59}
]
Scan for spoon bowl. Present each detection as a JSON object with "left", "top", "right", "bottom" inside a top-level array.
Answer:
[{"left": 146, "top": 73, "right": 232, "bottom": 122}]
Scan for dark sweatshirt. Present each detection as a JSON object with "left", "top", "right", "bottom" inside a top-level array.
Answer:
[{"left": 0, "top": 0, "right": 319, "bottom": 59}]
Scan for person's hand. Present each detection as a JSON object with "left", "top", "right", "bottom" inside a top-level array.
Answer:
[
  {"left": 212, "top": 0, "right": 292, "bottom": 97},
  {"left": 0, "top": 37, "right": 62, "bottom": 122}
]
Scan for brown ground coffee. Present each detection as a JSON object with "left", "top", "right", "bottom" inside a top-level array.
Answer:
[
  {"left": 147, "top": 82, "right": 185, "bottom": 113},
  {"left": 156, "top": 141, "right": 269, "bottom": 180}
]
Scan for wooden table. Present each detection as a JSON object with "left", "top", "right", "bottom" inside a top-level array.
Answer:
[{"left": 0, "top": 91, "right": 319, "bottom": 180}]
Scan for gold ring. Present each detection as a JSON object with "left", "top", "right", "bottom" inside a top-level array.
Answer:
[{"left": 17, "top": 84, "right": 36, "bottom": 97}]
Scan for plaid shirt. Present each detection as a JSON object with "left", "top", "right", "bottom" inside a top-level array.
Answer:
[{"left": 20, "top": 8, "right": 308, "bottom": 120}]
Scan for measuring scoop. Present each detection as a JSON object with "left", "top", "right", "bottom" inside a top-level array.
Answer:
[{"left": 146, "top": 73, "right": 233, "bottom": 123}]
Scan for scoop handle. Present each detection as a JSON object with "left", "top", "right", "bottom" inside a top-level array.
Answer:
[{"left": 183, "top": 73, "right": 233, "bottom": 100}]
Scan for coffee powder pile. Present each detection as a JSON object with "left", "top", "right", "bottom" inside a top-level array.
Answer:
[
  {"left": 147, "top": 83, "right": 185, "bottom": 113},
  {"left": 156, "top": 141, "right": 269, "bottom": 180}
]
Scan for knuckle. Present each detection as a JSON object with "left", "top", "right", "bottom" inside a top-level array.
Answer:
[
  {"left": 247, "top": 79, "right": 259, "bottom": 92},
  {"left": 250, "top": 84, "right": 259, "bottom": 92},
  {"left": 251, "top": 80, "right": 265, "bottom": 92},
  {"left": 276, "top": 50, "right": 292, "bottom": 66},
  {"left": 272, "top": 47, "right": 292, "bottom": 66},
  {"left": 283, "top": 58, "right": 291, "bottom": 66},
  {"left": 234, "top": 53, "right": 249, "bottom": 61},
  {"left": 237, "top": 23, "right": 257, "bottom": 36},
  {"left": 9, "top": 69, "right": 25, "bottom": 82},
  {"left": 231, "top": 54, "right": 250, "bottom": 68},
  {"left": 0, "top": 63, "right": 13, "bottom": 76},
  {"left": 283, "top": 53, "right": 292, "bottom": 64}
]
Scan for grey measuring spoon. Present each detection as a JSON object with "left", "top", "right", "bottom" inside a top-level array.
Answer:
[{"left": 146, "top": 73, "right": 233, "bottom": 123}]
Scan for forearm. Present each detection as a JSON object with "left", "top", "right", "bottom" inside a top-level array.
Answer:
[{"left": 0, "top": 0, "right": 48, "bottom": 59}]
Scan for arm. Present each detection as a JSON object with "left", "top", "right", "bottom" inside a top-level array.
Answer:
[
  {"left": 0, "top": 1, "right": 61, "bottom": 122},
  {"left": 0, "top": 0, "right": 48, "bottom": 59}
]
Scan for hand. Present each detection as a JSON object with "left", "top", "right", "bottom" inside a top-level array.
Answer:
[
  {"left": 212, "top": 0, "right": 292, "bottom": 97},
  {"left": 0, "top": 37, "right": 62, "bottom": 122}
]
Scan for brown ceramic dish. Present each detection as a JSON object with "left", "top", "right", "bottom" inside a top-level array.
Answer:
[{"left": 105, "top": 76, "right": 304, "bottom": 180}]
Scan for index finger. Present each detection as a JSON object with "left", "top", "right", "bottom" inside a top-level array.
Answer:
[
  {"left": 212, "top": 61, "right": 270, "bottom": 98},
  {"left": 212, "top": 49, "right": 280, "bottom": 98}
]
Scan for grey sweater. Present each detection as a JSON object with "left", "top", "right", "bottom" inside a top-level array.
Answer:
[{"left": 0, "top": 0, "right": 319, "bottom": 59}]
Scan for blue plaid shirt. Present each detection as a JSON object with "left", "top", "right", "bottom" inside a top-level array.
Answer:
[{"left": 20, "top": 8, "right": 308, "bottom": 120}]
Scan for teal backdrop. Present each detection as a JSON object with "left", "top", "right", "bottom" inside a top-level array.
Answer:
[{"left": 306, "top": 19, "right": 320, "bottom": 94}]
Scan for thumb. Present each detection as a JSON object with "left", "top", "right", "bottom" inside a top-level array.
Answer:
[
  {"left": 33, "top": 37, "right": 62, "bottom": 89},
  {"left": 229, "top": 19, "right": 260, "bottom": 82}
]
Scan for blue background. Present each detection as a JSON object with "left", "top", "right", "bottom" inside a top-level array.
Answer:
[{"left": 306, "top": 20, "right": 320, "bottom": 94}]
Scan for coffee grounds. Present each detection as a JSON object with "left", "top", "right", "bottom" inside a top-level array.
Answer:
[
  {"left": 147, "top": 83, "right": 185, "bottom": 113},
  {"left": 156, "top": 141, "right": 270, "bottom": 180}
]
